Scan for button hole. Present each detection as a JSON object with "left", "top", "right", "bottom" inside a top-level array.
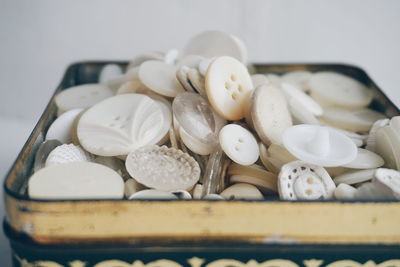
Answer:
[
  {"left": 231, "top": 74, "right": 237, "bottom": 82},
  {"left": 225, "top": 81, "right": 231, "bottom": 90},
  {"left": 232, "top": 93, "right": 238, "bottom": 100}
]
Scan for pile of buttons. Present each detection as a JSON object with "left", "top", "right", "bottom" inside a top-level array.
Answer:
[{"left": 28, "top": 31, "right": 400, "bottom": 201}]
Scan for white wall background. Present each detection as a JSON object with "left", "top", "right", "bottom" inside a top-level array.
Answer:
[{"left": 0, "top": 0, "right": 399, "bottom": 264}]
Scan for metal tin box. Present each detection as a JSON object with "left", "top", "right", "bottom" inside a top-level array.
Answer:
[{"left": 3, "top": 62, "right": 400, "bottom": 267}]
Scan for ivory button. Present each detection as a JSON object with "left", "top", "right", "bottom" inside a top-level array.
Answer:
[{"left": 205, "top": 56, "right": 253, "bottom": 120}]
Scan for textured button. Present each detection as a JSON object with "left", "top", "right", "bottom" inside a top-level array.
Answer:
[
  {"left": 278, "top": 160, "right": 335, "bottom": 200},
  {"left": 219, "top": 124, "right": 259, "bottom": 166},
  {"left": 78, "top": 94, "right": 171, "bottom": 156},
  {"left": 205, "top": 56, "right": 253, "bottom": 120}
]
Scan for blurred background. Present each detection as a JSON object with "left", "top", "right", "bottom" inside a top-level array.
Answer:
[{"left": 0, "top": 0, "right": 399, "bottom": 264}]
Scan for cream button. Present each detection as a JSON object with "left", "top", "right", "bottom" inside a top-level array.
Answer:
[
  {"left": 227, "top": 163, "right": 277, "bottom": 192},
  {"left": 283, "top": 125, "right": 357, "bottom": 167},
  {"left": 309, "top": 71, "right": 373, "bottom": 109},
  {"left": 182, "top": 31, "right": 247, "bottom": 63},
  {"left": 28, "top": 162, "right": 124, "bottom": 199},
  {"left": 334, "top": 169, "right": 376, "bottom": 185},
  {"left": 55, "top": 84, "right": 113, "bottom": 113},
  {"left": 321, "top": 107, "right": 386, "bottom": 132},
  {"left": 251, "top": 74, "right": 270, "bottom": 88},
  {"left": 366, "top": 118, "right": 390, "bottom": 152},
  {"left": 334, "top": 183, "right": 357, "bottom": 200},
  {"left": 99, "top": 64, "right": 123, "bottom": 83},
  {"left": 278, "top": 160, "right": 335, "bottom": 200},
  {"left": 342, "top": 148, "right": 384, "bottom": 169},
  {"left": 205, "top": 56, "right": 253, "bottom": 120},
  {"left": 374, "top": 168, "right": 400, "bottom": 199},
  {"left": 281, "top": 83, "right": 323, "bottom": 116},
  {"left": 46, "top": 108, "right": 84, "bottom": 143},
  {"left": 138, "top": 60, "right": 185, "bottom": 97},
  {"left": 375, "top": 126, "right": 400, "bottom": 170},
  {"left": 77, "top": 94, "right": 171, "bottom": 156},
  {"left": 125, "top": 146, "right": 200, "bottom": 191},
  {"left": 129, "top": 189, "right": 178, "bottom": 200},
  {"left": 220, "top": 183, "right": 264, "bottom": 200},
  {"left": 281, "top": 71, "right": 312, "bottom": 92},
  {"left": 259, "top": 143, "right": 283, "bottom": 174},
  {"left": 219, "top": 124, "right": 259, "bottom": 166},
  {"left": 251, "top": 84, "right": 292, "bottom": 145}
]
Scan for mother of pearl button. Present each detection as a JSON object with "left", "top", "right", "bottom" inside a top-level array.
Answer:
[
  {"left": 219, "top": 124, "right": 259, "bottom": 166},
  {"left": 28, "top": 162, "right": 124, "bottom": 199},
  {"left": 205, "top": 56, "right": 253, "bottom": 120},
  {"left": 77, "top": 94, "right": 171, "bottom": 156}
]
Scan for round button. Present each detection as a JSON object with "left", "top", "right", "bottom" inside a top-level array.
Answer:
[
  {"left": 205, "top": 56, "right": 253, "bottom": 120},
  {"left": 219, "top": 124, "right": 259, "bottom": 166},
  {"left": 138, "top": 60, "right": 185, "bottom": 97}
]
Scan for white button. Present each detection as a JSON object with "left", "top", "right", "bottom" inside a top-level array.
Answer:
[
  {"left": 187, "top": 68, "right": 206, "bottom": 96},
  {"left": 126, "top": 51, "right": 165, "bottom": 70},
  {"left": 334, "top": 169, "right": 376, "bottom": 185},
  {"left": 281, "top": 83, "right": 323, "bottom": 116},
  {"left": 46, "top": 108, "right": 83, "bottom": 144},
  {"left": 375, "top": 126, "right": 400, "bottom": 170},
  {"left": 182, "top": 31, "right": 247, "bottom": 63},
  {"left": 179, "top": 126, "right": 214, "bottom": 156},
  {"left": 198, "top": 57, "right": 215, "bottom": 77},
  {"left": 138, "top": 60, "right": 185, "bottom": 97},
  {"left": 267, "top": 144, "right": 297, "bottom": 164},
  {"left": 219, "top": 124, "right": 259, "bottom": 166},
  {"left": 283, "top": 125, "right": 357, "bottom": 167},
  {"left": 321, "top": 107, "right": 386, "bottom": 132},
  {"left": 373, "top": 168, "right": 400, "bottom": 199},
  {"left": 309, "top": 71, "right": 373, "bottom": 109},
  {"left": 28, "top": 162, "right": 124, "bottom": 199},
  {"left": 220, "top": 183, "right": 264, "bottom": 200},
  {"left": 278, "top": 160, "right": 335, "bottom": 200},
  {"left": 205, "top": 56, "right": 253, "bottom": 120},
  {"left": 287, "top": 97, "right": 320, "bottom": 125},
  {"left": 251, "top": 84, "right": 292, "bottom": 145},
  {"left": 342, "top": 148, "right": 384, "bottom": 169},
  {"left": 116, "top": 80, "right": 150, "bottom": 95},
  {"left": 281, "top": 71, "right": 312, "bottom": 92},
  {"left": 99, "top": 64, "right": 123, "bottom": 83},
  {"left": 366, "top": 119, "right": 390, "bottom": 152},
  {"left": 334, "top": 184, "right": 357, "bottom": 200},
  {"left": 55, "top": 84, "right": 113, "bottom": 113},
  {"left": 125, "top": 146, "right": 200, "bottom": 191},
  {"left": 45, "top": 144, "right": 91, "bottom": 167},
  {"left": 230, "top": 175, "right": 277, "bottom": 195},
  {"left": 77, "top": 94, "right": 171, "bottom": 156}
]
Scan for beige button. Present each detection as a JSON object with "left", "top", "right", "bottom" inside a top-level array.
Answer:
[
  {"left": 309, "top": 71, "right": 373, "bottom": 109},
  {"left": 342, "top": 148, "right": 384, "bottom": 169},
  {"left": 205, "top": 56, "right": 253, "bottom": 120},
  {"left": 28, "top": 162, "right": 124, "bottom": 199},
  {"left": 251, "top": 84, "right": 292, "bottom": 145},
  {"left": 220, "top": 183, "right": 264, "bottom": 200},
  {"left": 281, "top": 71, "right": 312, "bottom": 92},
  {"left": 321, "top": 107, "right": 386, "bottom": 132},
  {"left": 227, "top": 163, "right": 277, "bottom": 192},
  {"left": 334, "top": 169, "right": 376, "bottom": 185},
  {"left": 334, "top": 183, "right": 357, "bottom": 200}
]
